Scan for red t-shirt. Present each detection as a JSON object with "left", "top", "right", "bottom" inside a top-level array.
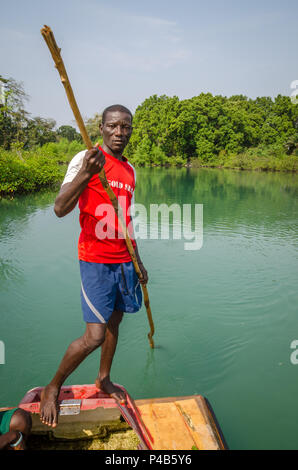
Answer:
[{"left": 63, "top": 146, "right": 136, "bottom": 263}]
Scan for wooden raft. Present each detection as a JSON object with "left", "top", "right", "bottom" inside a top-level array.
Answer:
[{"left": 134, "top": 395, "right": 226, "bottom": 450}]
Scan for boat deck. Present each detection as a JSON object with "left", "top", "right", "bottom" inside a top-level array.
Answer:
[
  {"left": 18, "top": 385, "right": 226, "bottom": 450},
  {"left": 135, "top": 395, "right": 226, "bottom": 450}
]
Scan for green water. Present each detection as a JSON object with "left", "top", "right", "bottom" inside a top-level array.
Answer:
[{"left": 0, "top": 167, "right": 298, "bottom": 450}]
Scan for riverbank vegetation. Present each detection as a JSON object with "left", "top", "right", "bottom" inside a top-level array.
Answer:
[
  {"left": 125, "top": 94, "right": 298, "bottom": 169},
  {"left": 0, "top": 76, "right": 297, "bottom": 195},
  {"left": 0, "top": 139, "right": 85, "bottom": 194}
]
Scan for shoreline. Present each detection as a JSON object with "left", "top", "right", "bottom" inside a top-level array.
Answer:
[
  {"left": 184, "top": 163, "right": 298, "bottom": 173},
  {"left": 1, "top": 163, "right": 297, "bottom": 198},
  {"left": 134, "top": 161, "right": 298, "bottom": 173}
]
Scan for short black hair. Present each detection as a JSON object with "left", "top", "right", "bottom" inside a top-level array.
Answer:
[{"left": 102, "top": 104, "right": 133, "bottom": 124}]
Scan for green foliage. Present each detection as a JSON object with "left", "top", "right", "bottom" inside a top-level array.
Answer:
[
  {"left": 84, "top": 113, "right": 102, "bottom": 142},
  {"left": 126, "top": 95, "right": 180, "bottom": 160},
  {"left": 24, "top": 116, "right": 57, "bottom": 148},
  {"left": 1, "top": 75, "right": 298, "bottom": 196},
  {"left": 130, "top": 137, "right": 152, "bottom": 166},
  {"left": 57, "top": 125, "right": 82, "bottom": 142},
  {"left": 221, "top": 144, "right": 298, "bottom": 172},
  {"left": 127, "top": 93, "right": 298, "bottom": 167},
  {"left": 0, "top": 76, "right": 88, "bottom": 150},
  {"left": 0, "top": 148, "right": 63, "bottom": 195},
  {"left": 150, "top": 144, "right": 168, "bottom": 166},
  {"left": 0, "top": 76, "right": 29, "bottom": 149},
  {"left": 35, "top": 139, "right": 85, "bottom": 163},
  {"left": 0, "top": 140, "right": 85, "bottom": 195}
]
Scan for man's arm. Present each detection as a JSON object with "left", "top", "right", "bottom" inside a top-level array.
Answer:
[
  {"left": 54, "top": 148, "right": 105, "bottom": 218},
  {"left": 0, "top": 430, "right": 19, "bottom": 450}
]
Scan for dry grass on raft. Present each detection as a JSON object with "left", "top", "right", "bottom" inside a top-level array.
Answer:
[{"left": 27, "top": 429, "right": 140, "bottom": 450}]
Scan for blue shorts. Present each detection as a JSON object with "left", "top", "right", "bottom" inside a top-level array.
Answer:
[{"left": 79, "top": 261, "right": 142, "bottom": 324}]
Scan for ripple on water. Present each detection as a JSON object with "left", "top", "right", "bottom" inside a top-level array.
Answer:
[
  {"left": 0, "top": 258, "right": 23, "bottom": 283},
  {"left": 1, "top": 172, "right": 298, "bottom": 448}
]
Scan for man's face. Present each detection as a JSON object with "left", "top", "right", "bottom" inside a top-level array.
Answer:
[{"left": 100, "top": 111, "right": 133, "bottom": 154}]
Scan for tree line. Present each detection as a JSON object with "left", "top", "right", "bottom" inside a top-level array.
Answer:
[
  {"left": 1, "top": 76, "right": 297, "bottom": 161},
  {"left": 0, "top": 75, "right": 298, "bottom": 195},
  {"left": 0, "top": 76, "right": 89, "bottom": 149},
  {"left": 125, "top": 93, "right": 298, "bottom": 166}
]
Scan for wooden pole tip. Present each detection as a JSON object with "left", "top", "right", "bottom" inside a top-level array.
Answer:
[{"left": 41, "top": 25, "right": 51, "bottom": 34}]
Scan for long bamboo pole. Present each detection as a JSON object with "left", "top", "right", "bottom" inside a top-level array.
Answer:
[{"left": 41, "top": 25, "right": 155, "bottom": 348}]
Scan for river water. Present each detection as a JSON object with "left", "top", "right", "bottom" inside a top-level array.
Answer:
[{"left": 0, "top": 167, "right": 298, "bottom": 450}]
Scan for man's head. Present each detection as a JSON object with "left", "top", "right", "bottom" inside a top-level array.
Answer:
[{"left": 100, "top": 104, "right": 133, "bottom": 156}]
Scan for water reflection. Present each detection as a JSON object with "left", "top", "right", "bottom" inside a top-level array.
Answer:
[
  {"left": 0, "top": 190, "right": 57, "bottom": 286},
  {"left": 0, "top": 169, "right": 298, "bottom": 449},
  {"left": 135, "top": 167, "right": 298, "bottom": 243}
]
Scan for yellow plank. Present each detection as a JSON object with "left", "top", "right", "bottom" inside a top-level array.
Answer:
[
  {"left": 175, "top": 399, "right": 220, "bottom": 450},
  {"left": 137, "top": 402, "right": 196, "bottom": 450}
]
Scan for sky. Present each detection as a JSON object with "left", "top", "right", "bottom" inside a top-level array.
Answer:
[{"left": 1, "top": 0, "right": 298, "bottom": 127}]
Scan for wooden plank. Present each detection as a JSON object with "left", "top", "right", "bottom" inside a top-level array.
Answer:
[
  {"left": 135, "top": 395, "right": 202, "bottom": 406},
  {"left": 137, "top": 402, "right": 196, "bottom": 450},
  {"left": 175, "top": 399, "right": 220, "bottom": 450},
  {"left": 136, "top": 396, "right": 226, "bottom": 450}
]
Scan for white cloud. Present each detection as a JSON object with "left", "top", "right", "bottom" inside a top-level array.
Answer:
[
  {"left": 128, "top": 14, "right": 177, "bottom": 28},
  {"left": 68, "top": 8, "right": 191, "bottom": 72}
]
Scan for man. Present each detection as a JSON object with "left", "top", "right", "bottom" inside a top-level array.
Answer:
[
  {"left": 0, "top": 408, "right": 32, "bottom": 450},
  {"left": 40, "top": 105, "right": 148, "bottom": 428}
]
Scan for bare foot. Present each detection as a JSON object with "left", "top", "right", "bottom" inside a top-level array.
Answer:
[
  {"left": 40, "top": 385, "right": 59, "bottom": 428},
  {"left": 95, "top": 377, "right": 127, "bottom": 404}
]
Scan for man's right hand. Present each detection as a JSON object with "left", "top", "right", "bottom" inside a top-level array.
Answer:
[
  {"left": 82, "top": 147, "right": 106, "bottom": 177},
  {"left": 54, "top": 148, "right": 106, "bottom": 218}
]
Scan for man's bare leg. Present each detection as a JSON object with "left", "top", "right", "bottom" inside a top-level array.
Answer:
[
  {"left": 40, "top": 323, "right": 106, "bottom": 428},
  {"left": 95, "top": 310, "right": 126, "bottom": 403},
  {"left": 8, "top": 409, "right": 32, "bottom": 450}
]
